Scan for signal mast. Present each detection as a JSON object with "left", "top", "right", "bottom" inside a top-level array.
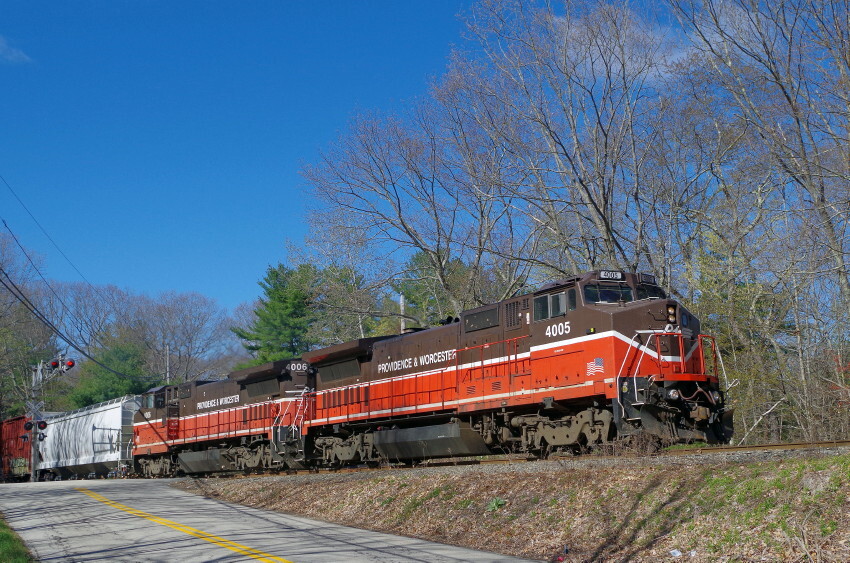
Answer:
[{"left": 26, "top": 355, "right": 75, "bottom": 482}]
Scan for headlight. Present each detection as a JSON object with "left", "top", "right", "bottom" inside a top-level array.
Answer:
[
  {"left": 711, "top": 390, "right": 721, "bottom": 403},
  {"left": 667, "top": 389, "right": 680, "bottom": 400},
  {"left": 666, "top": 304, "right": 677, "bottom": 323}
]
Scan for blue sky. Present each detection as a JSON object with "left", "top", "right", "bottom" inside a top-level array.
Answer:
[{"left": 0, "top": 1, "right": 468, "bottom": 311}]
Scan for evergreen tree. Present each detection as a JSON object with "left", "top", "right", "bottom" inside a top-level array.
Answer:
[
  {"left": 66, "top": 340, "right": 151, "bottom": 408},
  {"left": 394, "top": 251, "right": 473, "bottom": 327},
  {"left": 232, "top": 264, "right": 315, "bottom": 365}
]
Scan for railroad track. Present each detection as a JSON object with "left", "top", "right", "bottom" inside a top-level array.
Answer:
[
  {"left": 197, "top": 439, "right": 850, "bottom": 480},
  {"left": 660, "top": 439, "right": 850, "bottom": 456}
]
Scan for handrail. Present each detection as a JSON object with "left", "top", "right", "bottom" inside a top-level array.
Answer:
[
  {"left": 616, "top": 330, "right": 719, "bottom": 418},
  {"left": 455, "top": 334, "right": 530, "bottom": 383}
]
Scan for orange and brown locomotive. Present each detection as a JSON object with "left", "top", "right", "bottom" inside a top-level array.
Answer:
[{"left": 130, "top": 271, "right": 733, "bottom": 476}]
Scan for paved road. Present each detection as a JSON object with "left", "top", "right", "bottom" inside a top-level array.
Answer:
[{"left": 0, "top": 479, "right": 535, "bottom": 562}]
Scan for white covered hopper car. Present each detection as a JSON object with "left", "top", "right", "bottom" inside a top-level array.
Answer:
[{"left": 37, "top": 395, "right": 140, "bottom": 480}]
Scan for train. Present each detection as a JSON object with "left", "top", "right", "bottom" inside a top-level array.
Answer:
[{"left": 2, "top": 271, "right": 733, "bottom": 480}]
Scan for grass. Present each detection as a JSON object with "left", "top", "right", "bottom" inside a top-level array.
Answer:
[
  {"left": 176, "top": 451, "right": 850, "bottom": 561},
  {"left": 0, "top": 517, "right": 32, "bottom": 563}
]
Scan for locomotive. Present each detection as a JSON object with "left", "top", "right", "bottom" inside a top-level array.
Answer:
[
  {"left": 133, "top": 359, "right": 312, "bottom": 476},
  {"left": 3, "top": 271, "right": 733, "bottom": 480},
  {"left": 132, "top": 270, "right": 732, "bottom": 476}
]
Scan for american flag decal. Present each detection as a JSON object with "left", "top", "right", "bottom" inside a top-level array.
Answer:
[{"left": 586, "top": 357, "right": 604, "bottom": 376}]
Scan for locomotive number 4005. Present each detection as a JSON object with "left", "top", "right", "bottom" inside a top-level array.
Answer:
[{"left": 545, "top": 321, "right": 571, "bottom": 338}]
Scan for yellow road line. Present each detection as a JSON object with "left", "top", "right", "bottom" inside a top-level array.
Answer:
[{"left": 74, "top": 487, "right": 293, "bottom": 563}]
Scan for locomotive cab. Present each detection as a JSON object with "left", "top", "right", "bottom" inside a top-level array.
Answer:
[
  {"left": 579, "top": 271, "right": 732, "bottom": 444},
  {"left": 527, "top": 271, "right": 731, "bottom": 445}
]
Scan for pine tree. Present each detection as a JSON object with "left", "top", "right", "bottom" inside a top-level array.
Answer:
[{"left": 232, "top": 264, "right": 315, "bottom": 365}]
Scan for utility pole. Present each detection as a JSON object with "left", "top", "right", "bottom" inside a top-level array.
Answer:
[{"left": 26, "top": 354, "right": 74, "bottom": 482}]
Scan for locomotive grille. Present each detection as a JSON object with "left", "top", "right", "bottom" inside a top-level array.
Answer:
[{"left": 505, "top": 301, "right": 521, "bottom": 329}]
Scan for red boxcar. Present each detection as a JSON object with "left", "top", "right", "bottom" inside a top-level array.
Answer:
[{"left": 1, "top": 416, "right": 31, "bottom": 481}]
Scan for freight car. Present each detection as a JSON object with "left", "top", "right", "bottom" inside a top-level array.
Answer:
[
  {"left": 1, "top": 416, "right": 31, "bottom": 482},
  {"left": 37, "top": 395, "right": 140, "bottom": 480},
  {"left": 131, "top": 271, "right": 733, "bottom": 475}
]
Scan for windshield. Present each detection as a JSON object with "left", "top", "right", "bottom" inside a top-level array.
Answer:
[
  {"left": 637, "top": 284, "right": 666, "bottom": 300},
  {"left": 583, "top": 283, "right": 634, "bottom": 303}
]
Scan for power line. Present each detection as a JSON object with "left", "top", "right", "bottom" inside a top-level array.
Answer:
[
  {"left": 0, "top": 256, "right": 135, "bottom": 380},
  {"left": 1, "top": 217, "right": 106, "bottom": 348},
  {"left": 0, "top": 173, "right": 99, "bottom": 290},
  {"left": 0, "top": 173, "right": 133, "bottom": 378}
]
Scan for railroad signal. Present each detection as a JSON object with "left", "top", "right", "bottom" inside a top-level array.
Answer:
[
  {"left": 23, "top": 421, "right": 33, "bottom": 431},
  {"left": 37, "top": 432, "right": 46, "bottom": 441},
  {"left": 37, "top": 420, "right": 48, "bottom": 430},
  {"left": 48, "top": 357, "right": 76, "bottom": 372}
]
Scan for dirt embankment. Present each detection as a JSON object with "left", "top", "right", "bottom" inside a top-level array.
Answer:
[{"left": 174, "top": 449, "right": 850, "bottom": 562}]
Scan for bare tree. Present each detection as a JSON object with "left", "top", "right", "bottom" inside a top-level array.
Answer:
[
  {"left": 671, "top": 0, "right": 850, "bottom": 315},
  {"left": 128, "top": 292, "right": 235, "bottom": 382},
  {"left": 454, "top": 0, "right": 681, "bottom": 275},
  {"left": 302, "top": 101, "right": 530, "bottom": 320},
  {"left": 0, "top": 234, "right": 56, "bottom": 416}
]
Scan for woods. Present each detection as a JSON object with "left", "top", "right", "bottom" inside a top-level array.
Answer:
[
  {"left": 297, "top": 0, "right": 850, "bottom": 443},
  {"left": 1, "top": 0, "right": 848, "bottom": 445},
  {"left": 0, "top": 251, "right": 246, "bottom": 416}
]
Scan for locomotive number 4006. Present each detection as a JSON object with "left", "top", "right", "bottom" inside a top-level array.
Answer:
[{"left": 545, "top": 321, "right": 571, "bottom": 338}]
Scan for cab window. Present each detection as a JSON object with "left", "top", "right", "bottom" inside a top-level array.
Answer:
[
  {"left": 637, "top": 284, "right": 666, "bottom": 300},
  {"left": 584, "top": 283, "right": 634, "bottom": 303},
  {"left": 534, "top": 291, "right": 568, "bottom": 321}
]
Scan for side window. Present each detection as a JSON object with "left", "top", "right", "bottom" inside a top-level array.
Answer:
[
  {"left": 178, "top": 384, "right": 193, "bottom": 399},
  {"left": 568, "top": 288, "right": 577, "bottom": 310},
  {"left": 533, "top": 295, "right": 549, "bottom": 322},
  {"left": 550, "top": 292, "right": 566, "bottom": 317},
  {"left": 534, "top": 292, "right": 568, "bottom": 321}
]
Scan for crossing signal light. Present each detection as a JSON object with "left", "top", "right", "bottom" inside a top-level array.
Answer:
[
  {"left": 37, "top": 420, "right": 48, "bottom": 430},
  {"left": 37, "top": 432, "right": 46, "bottom": 441},
  {"left": 23, "top": 421, "right": 33, "bottom": 431},
  {"left": 48, "top": 357, "right": 75, "bottom": 371}
]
